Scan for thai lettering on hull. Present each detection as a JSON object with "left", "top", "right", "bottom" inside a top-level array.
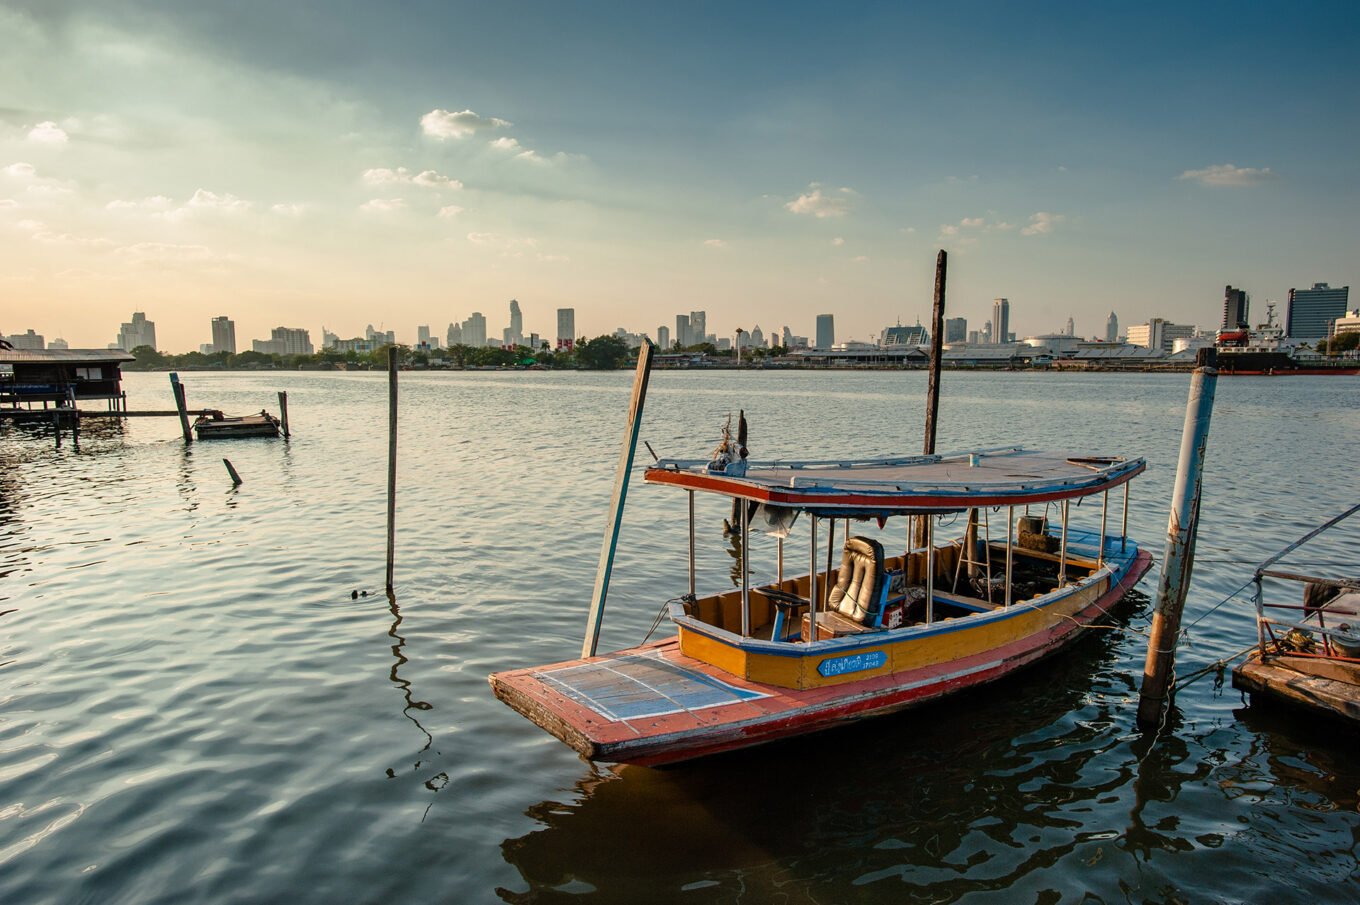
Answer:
[{"left": 818, "top": 650, "right": 887, "bottom": 678}]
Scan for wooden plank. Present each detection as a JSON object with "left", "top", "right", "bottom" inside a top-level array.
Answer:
[{"left": 1233, "top": 654, "right": 1360, "bottom": 722}]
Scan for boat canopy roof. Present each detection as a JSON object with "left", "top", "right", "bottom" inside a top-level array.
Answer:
[{"left": 644, "top": 446, "right": 1144, "bottom": 516}]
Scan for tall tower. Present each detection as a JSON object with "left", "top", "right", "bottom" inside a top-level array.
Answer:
[
  {"left": 1105, "top": 312, "right": 1118, "bottom": 343},
  {"left": 676, "top": 314, "right": 691, "bottom": 348},
  {"left": 992, "top": 299, "right": 1010, "bottom": 344},
  {"left": 1222, "top": 286, "right": 1250, "bottom": 329},
  {"left": 1065, "top": 316, "right": 1075, "bottom": 337},
  {"left": 508, "top": 299, "right": 523, "bottom": 346},
  {"left": 462, "top": 312, "right": 487, "bottom": 347},
  {"left": 211, "top": 316, "right": 236, "bottom": 354},
  {"left": 555, "top": 308, "right": 575, "bottom": 350},
  {"left": 657, "top": 325, "right": 670, "bottom": 349},
  {"left": 815, "top": 314, "right": 835, "bottom": 349}
]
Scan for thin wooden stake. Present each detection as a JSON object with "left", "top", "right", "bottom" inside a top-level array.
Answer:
[
  {"left": 223, "top": 458, "right": 243, "bottom": 485},
  {"left": 278, "top": 391, "right": 291, "bottom": 438},
  {"left": 169, "top": 372, "right": 192, "bottom": 444},
  {"left": 1137, "top": 348, "right": 1218, "bottom": 730},
  {"left": 385, "top": 347, "right": 398, "bottom": 593},
  {"left": 916, "top": 249, "right": 947, "bottom": 548},
  {"left": 582, "top": 340, "right": 656, "bottom": 658}
]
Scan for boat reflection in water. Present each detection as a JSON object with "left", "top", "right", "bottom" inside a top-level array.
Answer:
[{"left": 498, "top": 595, "right": 1173, "bottom": 903}]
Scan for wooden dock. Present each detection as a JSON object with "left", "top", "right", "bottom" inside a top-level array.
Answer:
[{"left": 1233, "top": 653, "right": 1360, "bottom": 723}]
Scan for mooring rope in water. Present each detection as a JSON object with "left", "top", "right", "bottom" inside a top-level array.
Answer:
[
  {"left": 640, "top": 594, "right": 694, "bottom": 646},
  {"left": 1170, "top": 642, "right": 1258, "bottom": 693}
]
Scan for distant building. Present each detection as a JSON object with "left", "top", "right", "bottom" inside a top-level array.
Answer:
[
  {"left": 461, "top": 313, "right": 487, "bottom": 348},
  {"left": 48, "top": 337, "right": 69, "bottom": 350},
  {"left": 1065, "top": 317, "right": 1075, "bottom": 337},
  {"left": 3, "top": 329, "right": 45, "bottom": 350},
  {"left": 749, "top": 325, "right": 766, "bottom": 349},
  {"left": 967, "top": 330, "right": 980, "bottom": 344},
  {"left": 815, "top": 314, "right": 835, "bottom": 350},
  {"left": 881, "top": 323, "right": 928, "bottom": 347},
  {"left": 981, "top": 320, "right": 993, "bottom": 344},
  {"left": 1222, "top": 286, "right": 1250, "bottom": 330},
  {"left": 689, "top": 311, "right": 707, "bottom": 346},
  {"left": 252, "top": 327, "right": 314, "bottom": 356},
  {"left": 1127, "top": 318, "right": 1195, "bottom": 353},
  {"left": 556, "top": 308, "right": 575, "bottom": 350},
  {"left": 1331, "top": 309, "right": 1360, "bottom": 337},
  {"left": 330, "top": 337, "right": 377, "bottom": 354},
  {"left": 657, "top": 325, "right": 670, "bottom": 349},
  {"left": 322, "top": 328, "right": 339, "bottom": 350},
  {"left": 417, "top": 325, "right": 434, "bottom": 349},
  {"left": 211, "top": 316, "right": 236, "bottom": 354},
  {"left": 116, "top": 312, "right": 156, "bottom": 352},
  {"left": 944, "top": 317, "right": 968, "bottom": 343},
  {"left": 507, "top": 300, "right": 524, "bottom": 348},
  {"left": 1286, "top": 283, "right": 1350, "bottom": 342},
  {"left": 1105, "top": 312, "right": 1119, "bottom": 343},
  {"left": 992, "top": 299, "right": 1010, "bottom": 345},
  {"left": 675, "top": 314, "right": 691, "bottom": 348},
  {"left": 365, "top": 324, "right": 396, "bottom": 346}
]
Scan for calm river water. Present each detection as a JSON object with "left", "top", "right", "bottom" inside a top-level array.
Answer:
[{"left": 1, "top": 369, "right": 1357, "bottom": 903}]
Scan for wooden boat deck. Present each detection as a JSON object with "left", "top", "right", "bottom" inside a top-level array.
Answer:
[
  {"left": 1233, "top": 653, "right": 1360, "bottom": 723},
  {"left": 193, "top": 412, "right": 280, "bottom": 439}
]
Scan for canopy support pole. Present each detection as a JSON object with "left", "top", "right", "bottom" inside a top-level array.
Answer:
[
  {"left": 925, "top": 516, "right": 935, "bottom": 625},
  {"left": 1121, "top": 482, "right": 1130, "bottom": 553},
  {"left": 1058, "top": 499, "right": 1070, "bottom": 587},
  {"left": 740, "top": 499, "right": 751, "bottom": 637},
  {"left": 581, "top": 341, "right": 655, "bottom": 659},
  {"left": 687, "top": 490, "right": 696, "bottom": 597},
  {"left": 1098, "top": 490, "right": 1109, "bottom": 568},
  {"left": 1005, "top": 505, "right": 1014, "bottom": 608},
  {"left": 808, "top": 516, "right": 818, "bottom": 644}
]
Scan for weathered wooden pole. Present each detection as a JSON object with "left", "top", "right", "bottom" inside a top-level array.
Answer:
[
  {"left": 278, "top": 391, "right": 291, "bottom": 438},
  {"left": 169, "top": 372, "right": 192, "bottom": 443},
  {"left": 916, "top": 249, "right": 947, "bottom": 547},
  {"left": 582, "top": 340, "right": 656, "bottom": 658},
  {"left": 223, "top": 458, "right": 243, "bottom": 485},
  {"left": 385, "top": 347, "right": 398, "bottom": 593},
  {"left": 1136, "top": 348, "right": 1218, "bottom": 730}
]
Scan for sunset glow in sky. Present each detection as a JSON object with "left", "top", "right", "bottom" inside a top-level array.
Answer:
[{"left": 2, "top": 1, "right": 1356, "bottom": 350}]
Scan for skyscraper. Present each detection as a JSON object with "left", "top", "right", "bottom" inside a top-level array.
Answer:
[
  {"left": 252, "top": 327, "right": 313, "bottom": 355},
  {"left": 117, "top": 312, "right": 156, "bottom": 351},
  {"left": 689, "top": 311, "right": 707, "bottom": 346},
  {"left": 447, "top": 322, "right": 463, "bottom": 346},
  {"left": 462, "top": 312, "right": 487, "bottom": 347},
  {"left": 1286, "top": 283, "right": 1350, "bottom": 341},
  {"left": 1065, "top": 316, "right": 1075, "bottom": 337},
  {"left": 992, "top": 299, "right": 1010, "bottom": 344},
  {"left": 944, "top": 317, "right": 968, "bottom": 343},
  {"left": 508, "top": 299, "right": 523, "bottom": 347},
  {"left": 1105, "top": 312, "right": 1119, "bottom": 343},
  {"left": 1222, "top": 286, "right": 1249, "bottom": 330},
  {"left": 675, "top": 314, "right": 690, "bottom": 348},
  {"left": 556, "top": 308, "right": 575, "bottom": 350},
  {"left": 657, "top": 325, "right": 670, "bottom": 349},
  {"left": 815, "top": 314, "right": 835, "bottom": 349},
  {"left": 417, "top": 325, "right": 432, "bottom": 348},
  {"left": 210, "top": 316, "right": 236, "bottom": 354}
]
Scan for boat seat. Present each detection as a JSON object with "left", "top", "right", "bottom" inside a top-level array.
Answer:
[{"left": 829, "top": 536, "right": 888, "bottom": 626}]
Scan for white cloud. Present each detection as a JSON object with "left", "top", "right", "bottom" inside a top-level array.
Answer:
[
  {"left": 1021, "top": 211, "right": 1064, "bottom": 236},
  {"left": 939, "top": 224, "right": 959, "bottom": 236},
  {"left": 359, "top": 198, "right": 405, "bottom": 213},
  {"left": 106, "top": 195, "right": 174, "bottom": 211},
  {"left": 27, "top": 121, "right": 69, "bottom": 144},
  {"left": 3, "top": 162, "right": 37, "bottom": 179},
  {"left": 490, "top": 137, "right": 551, "bottom": 164},
  {"left": 852, "top": 255, "right": 869, "bottom": 263},
  {"left": 1178, "top": 163, "right": 1274, "bottom": 187},
  {"left": 960, "top": 217, "right": 985, "bottom": 228},
  {"left": 186, "top": 189, "right": 251, "bottom": 214},
  {"left": 490, "top": 137, "right": 521, "bottom": 152},
  {"left": 703, "top": 238, "right": 727, "bottom": 248},
  {"left": 0, "top": 199, "right": 17, "bottom": 209},
  {"left": 270, "top": 202, "right": 306, "bottom": 216},
  {"left": 421, "top": 108, "right": 512, "bottom": 140},
  {"left": 436, "top": 205, "right": 463, "bottom": 219},
  {"left": 362, "top": 167, "right": 463, "bottom": 189},
  {"left": 831, "top": 237, "right": 844, "bottom": 246},
  {"left": 116, "top": 242, "right": 230, "bottom": 264},
  {"left": 465, "top": 232, "right": 561, "bottom": 261},
  {"left": 786, "top": 183, "right": 853, "bottom": 218}
]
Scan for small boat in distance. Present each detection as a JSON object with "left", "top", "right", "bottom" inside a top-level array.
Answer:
[
  {"left": 490, "top": 426, "right": 1152, "bottom": 765},
  {"left": 192, "top": 410, "right": 281, "bottom": 440}
]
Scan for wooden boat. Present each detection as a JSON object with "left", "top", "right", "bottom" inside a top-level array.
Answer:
[
  {"left": 490, "top": 432, "right": 1152, "bottom": 765},
  {"left": 1232, "top": 503, "right": 1360, "bottom": 722},
  {"left": 192, "top": 410, "right": 280, "bottom": 439}
]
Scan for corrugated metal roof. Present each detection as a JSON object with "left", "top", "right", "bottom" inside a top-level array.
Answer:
[{"left": 0, "top": 349, "right": 136, "bottom": 364}]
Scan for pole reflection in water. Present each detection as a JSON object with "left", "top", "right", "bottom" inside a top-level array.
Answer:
[{"left": 383, "top": 590, "right": 446, "bottom": 806}]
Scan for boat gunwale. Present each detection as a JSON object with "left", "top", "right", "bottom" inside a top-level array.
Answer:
[{"left": 668, "top": 541, "right": 1138, "bottom": 659}]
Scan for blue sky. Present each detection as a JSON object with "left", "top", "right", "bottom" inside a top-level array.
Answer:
[{"left": 1, "top": 1, "right": 1356, "bottom": 350}]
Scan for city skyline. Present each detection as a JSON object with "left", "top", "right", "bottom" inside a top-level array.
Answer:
[{"left": 2, "top": 2, "right": 1356, "bottom": 350}]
